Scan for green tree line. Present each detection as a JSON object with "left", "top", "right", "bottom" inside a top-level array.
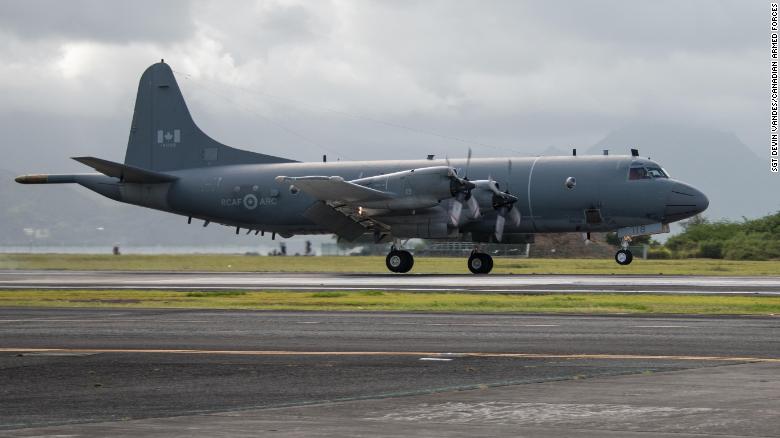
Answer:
[{"left": 660, "top": 212, "right": 780, "bottom": 260}]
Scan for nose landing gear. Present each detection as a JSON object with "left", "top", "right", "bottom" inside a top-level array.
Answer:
[
  {"left": 615, "top": 236, "right": 633, "bottom": 265},
  {"left": 468, "top": 249, "right": 494, "bottom": 274},
  {"left": 615, "top": 249, "right": 633, "bottom": 265},
  {"left": 386, "top": 246, "right": 414, "bottom": 273}
]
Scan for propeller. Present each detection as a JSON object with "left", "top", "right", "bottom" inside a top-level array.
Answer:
[
  {"left": 447, "top": 148, "right": 481, "bottom": 226},
  {"left": 491, "top": 159, "right": 521, "bottom": 242}
]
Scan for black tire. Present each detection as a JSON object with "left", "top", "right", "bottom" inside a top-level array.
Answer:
[
  {"left": 615, "top": 249, "right": 633, "bottom": 265},
  {"left": 483, "top": 253, "right": 494, "bottom": 274},
  {"left": 468, "top": 252, "right": 493, "bottom": 274},
  {"left": 386, "top": 250, "right": 414, "bottom": 273},
  {"left": 397, "top": 250, "right": 414, "bottom": 273}
]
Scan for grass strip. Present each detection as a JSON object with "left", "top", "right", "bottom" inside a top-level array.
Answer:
[
  {"left": 1, "top": 289, "right": 779, "bottom": 315},
  {"left": 1, "top": 254, "right": 779, "bottom": 276}
]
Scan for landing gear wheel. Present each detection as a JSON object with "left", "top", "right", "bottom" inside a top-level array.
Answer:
[
  {"left": 615, "top": 249, "right": 633, "bottom": 265},
  {"left": 386, "top": 250, "right": 414, "bottom": 273},
  {"left": 468, "top": 252, "right": 494, "bottom": 274}
]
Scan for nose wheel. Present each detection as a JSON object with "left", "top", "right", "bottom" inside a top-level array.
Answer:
[
  {"left": 386, "top": 249, "right": 414, "bottom": 273},
  {"left": 615, "top": 235, "right": 633, "bottom": 265},
  {"left": 468, "top": 251, "right": 494, "bottom": 274},
  {"left": 615, "top": 249, "right": 633, "bottom": 265}
]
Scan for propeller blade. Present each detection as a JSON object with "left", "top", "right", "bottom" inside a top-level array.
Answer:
[
  {"left": 488, "top": 179, "right": 501, "bottom": 195},
  {"left": 494, "top": 213, "right": 505, "bottom": 242},
  {"left": 449, "top": 198, "right": 463, "bottom": 226},
  {"left": 465, "top": 148, "right": 472, "bottom": 179},
  {"left": 467, "top": 195, "right": 481, "bottom": 219},
  {"left": 509, "top": 206, "right": 521, "bottom": 227}
]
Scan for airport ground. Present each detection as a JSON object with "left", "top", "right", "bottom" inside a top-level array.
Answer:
[
  {"left": 0, "top": 257, "right": 778, "bottom": 436},
  {"left": 1, "top": 309, "right": 779, "bottom": 437}
]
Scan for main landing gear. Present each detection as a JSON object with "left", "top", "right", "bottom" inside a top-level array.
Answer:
[
  {"left": 386, "top": 246, "right": 414, "bottom": 273},
  {"left": 468, "top": 249, "right": 493, "bottom": 274},
  {"left": 385, "top": 245, "right": 494, "bottom": 274},
  {"left": 615, "top": 236, "right": 633, "bottom": 265}
]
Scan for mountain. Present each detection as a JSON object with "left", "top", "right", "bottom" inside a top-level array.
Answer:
[{"left": 588, "top": 124, "right": 777, "bottom": 221}]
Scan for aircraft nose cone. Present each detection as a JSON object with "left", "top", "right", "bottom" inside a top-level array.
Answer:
[
  {"left": 694, "top": 188, "right": 709, "bottom": 214},
  {"left": 664, "top": 182, "right": 709, "bottom": 222}
]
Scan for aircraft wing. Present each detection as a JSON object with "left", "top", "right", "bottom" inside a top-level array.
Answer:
[
  {"left": 274, "top": 176, "right": 394, "bottom": 204},
  {"left": 275, "top": 175, "right": 394, "bottom": 241}
]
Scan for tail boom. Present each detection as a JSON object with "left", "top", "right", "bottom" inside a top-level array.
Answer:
[{"left": 15, "top": 174, "right": 80, "bottom": 184}]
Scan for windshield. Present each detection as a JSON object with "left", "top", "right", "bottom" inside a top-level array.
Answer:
[
  {"left": 629, "top": 166, "right": 668, "bottom": 180},
  {"left": 645, "top": 167, "right": 668, "bottom": 178}
]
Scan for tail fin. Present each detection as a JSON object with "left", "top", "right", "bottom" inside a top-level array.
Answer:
[{"left": 125, "top": 61, "right": 296, "bottom": 171}]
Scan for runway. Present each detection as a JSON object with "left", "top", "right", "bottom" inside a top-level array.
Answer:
[
  {"left": 1, "top": 270, "right": 780, "bottom": 295},
  {"left": 1, "top": 308, "right": 779, "bottom": 436}
]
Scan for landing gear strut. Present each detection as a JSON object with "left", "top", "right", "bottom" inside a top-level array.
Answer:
[
  {"left": 615, "top": 236, "right": 633, "bottom": 265},
  {"left": 386, "top": 246, "right": 414, "bottom": 273},
  {"left": 468, "top": 250, "right": 493, "bottom": 274}
]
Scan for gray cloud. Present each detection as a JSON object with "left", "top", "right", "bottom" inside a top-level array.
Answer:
[
  {"left": 0, "top": 0, "right": 770, "bottom": 223},
  {"left": 0, "top": 0, "right": 195, "bottom": 43}
]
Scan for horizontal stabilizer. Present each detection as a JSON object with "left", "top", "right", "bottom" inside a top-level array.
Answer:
[
  {"left": 72, "top": 157, "right": 177, "bottom": 183},
  {"left": 275, "top": 176, "right": 394, "bottom": 204}
]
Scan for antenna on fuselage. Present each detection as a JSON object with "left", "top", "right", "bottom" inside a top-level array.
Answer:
[{"left": 631, "top": 148, "right": 639, "bottom": 157}]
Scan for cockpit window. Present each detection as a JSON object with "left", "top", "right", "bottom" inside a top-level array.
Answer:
[
  {"left": 628, "top": 167, "right": 649, "bottom": 180},
  {"left": 645, "top": 167, "right": 668, "bottom": 178},
  {"left": 628, "top": 166, "right": 668, "bottom": 180}
]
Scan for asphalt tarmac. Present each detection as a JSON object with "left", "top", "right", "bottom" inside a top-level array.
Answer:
[
  {"left": 1, "top": 270, "right": 779, "bottom": 294},
  {"left": 1, "top": 308, "right": 779, "bottom": 436}
]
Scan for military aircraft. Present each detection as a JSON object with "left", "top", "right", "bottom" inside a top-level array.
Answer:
[{"left": 15, "top": 61, "right": 708, "bottom": 273}]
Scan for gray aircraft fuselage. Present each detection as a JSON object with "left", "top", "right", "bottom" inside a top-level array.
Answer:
[
  {"left": 15, "top": 61, "right": 709, "bottom": 264},
  {"left": 30, "top": 155, "right": 707, "bottom": 238}
]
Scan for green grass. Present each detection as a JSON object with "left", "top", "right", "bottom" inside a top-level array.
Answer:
[
  {"left": 1, "top": 254, "right": 778, "bottom": 276},
  {"left": 185, "top": 291, "right": 246, "bottom": 298},
  {"left": 1, "top": 289, "right": 780, "bottom": 315}
]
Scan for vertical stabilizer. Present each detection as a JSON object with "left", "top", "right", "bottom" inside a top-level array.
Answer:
[{"left": 125, "top": 61, "right": 295, "bottom": 171}]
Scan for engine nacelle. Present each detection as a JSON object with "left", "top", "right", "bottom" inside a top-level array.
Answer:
[{"left": 353, "top": 166, "right": 464, "bottom": 210}]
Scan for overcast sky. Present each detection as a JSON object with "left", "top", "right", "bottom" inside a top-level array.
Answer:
[{"left": 0, "top": 0, "right": 766, "bottom": 173}]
